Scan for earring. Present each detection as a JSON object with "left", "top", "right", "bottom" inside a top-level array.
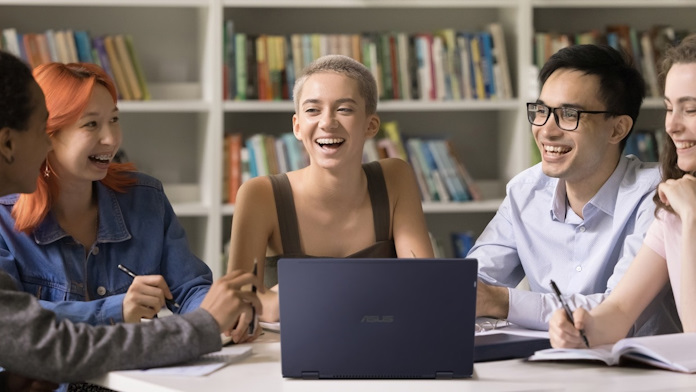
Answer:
[
  {"left": 43, "top": 161, "right": 50, "bottom": 178},
  {"left": 3, "top": 155, "right": 14, "bottom": 164}
]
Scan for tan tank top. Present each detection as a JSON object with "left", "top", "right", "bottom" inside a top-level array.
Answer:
[{"left": 263, "top": 161, "right": 397, "bottom": 287}]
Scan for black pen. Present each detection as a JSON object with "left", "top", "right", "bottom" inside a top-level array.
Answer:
[
  {"left": 248, "top": 284, "right": 257, "bottom": 336},
  {"left": 550, "top": 279, "right": 590, "bottom": 348},
  {"left": 117, "top": 264, "right": 180, "bottom": 309},
  {"left": 248, "top": 262, "right": 259, "bottom": 336}
]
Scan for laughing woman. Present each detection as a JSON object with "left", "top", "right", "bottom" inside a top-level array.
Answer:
[
  {"left": 227, "top": 55, "right": 434, "bottom": 335},
  {"left": 0, "top": 62, "right": 212, "bottom": 325}
]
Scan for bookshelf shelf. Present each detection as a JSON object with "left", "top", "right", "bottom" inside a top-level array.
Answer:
[
  {"left": 223, "top": 0, "right": 521, "bottom": 8},
  {"left": 2, "top": 0, "right": 689, "bottom": 275},
  {"left": 118, "top": 100, "right": 211, "bottom": 113},
  {"left": 222, "top": 100, "right": 520, "bottom": 113},
  {"left": 171, "top": 203, "right": 210, "bottom": 217}
]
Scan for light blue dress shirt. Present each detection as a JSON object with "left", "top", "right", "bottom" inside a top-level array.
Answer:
[
  {"left": 470, "top": 155, "right": 681, "bottom": 333},
  {"left": 0, "top": 172, "right": 212, "bottom": 325}
]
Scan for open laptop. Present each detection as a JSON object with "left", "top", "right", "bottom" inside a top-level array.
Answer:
[{"left": 278, "top": 257, "right": 478, "bottom": 379}]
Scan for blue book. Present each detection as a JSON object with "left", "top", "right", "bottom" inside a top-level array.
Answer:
[
  {"left": 478, "top": 31, "right": 496, "bottom": 99},
  {"left": 245, "top": 137, "right": 258, "bottom": 178},
  {"left": 74, "top": 30, "right": 94, "bottom": 63}
]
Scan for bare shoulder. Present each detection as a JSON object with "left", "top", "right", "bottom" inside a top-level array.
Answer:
[
  {"left": 235, "top": 176, "right": 275, "bottom": 210},
  {"left": 377, "top": 158, "right": 416, "bottom": 189},
  {"left": 377, "top": 157, "right": 413, "bottom": 177}
]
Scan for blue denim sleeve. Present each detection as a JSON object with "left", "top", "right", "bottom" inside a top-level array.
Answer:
[
  {"left": 158, "top": 191, "right": 212, "bottom": 315},
  {"left": 40, "top": 294, "right": 126, "bottom": 325}
]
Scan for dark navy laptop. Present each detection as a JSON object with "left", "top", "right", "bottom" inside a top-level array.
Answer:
[{"left": 278, "top": 258, "right": 478, "bottom": 379}]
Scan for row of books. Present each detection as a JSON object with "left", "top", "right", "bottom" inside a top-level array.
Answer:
[
  {"left": 534, "top": 24, "right": 693, "bottom": 97},
  {"left": 222, "top": 121, "right": 481, "bottom": 205},
  {"left": 223, "top": 21, "right": 513, "bottom": 102},
  {"left": 222, "top": 132, "right": 310, "bottom": 204},
  {"left": 0, "top": 28, "right": 150, "bottom": 101}
]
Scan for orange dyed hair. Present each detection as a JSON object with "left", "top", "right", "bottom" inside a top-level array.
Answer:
[{"left": 12, "top": 62, "right": 137, "bottom": 234}]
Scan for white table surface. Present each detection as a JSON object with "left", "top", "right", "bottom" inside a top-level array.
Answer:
[{"left": 89, "top": 331, "right": 696, "bottom": 392}]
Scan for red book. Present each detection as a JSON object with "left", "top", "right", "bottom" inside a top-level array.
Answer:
[
  {"left": 227, "top": 133, "right": 243, "bottom": 204},
  {"left": 389, "top": 33, "right": 400, "bottom": 99}
]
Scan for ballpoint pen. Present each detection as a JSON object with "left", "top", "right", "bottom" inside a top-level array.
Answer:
[
  {"left": 248, "top": 259, "right": 258, "bottom": 336},
  {"left": 550, "top": 279, "right": 590, "bottom": 348},
  {"left": 117, "top": 264, "right": 180, "bottom": 309}
]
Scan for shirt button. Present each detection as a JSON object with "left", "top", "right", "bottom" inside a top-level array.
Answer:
[
  {"left": 92, "top": 246, "right": 100, "bottom": 255},
  {"left": 579, "top": 226, "right": 586, "bottom": 232},
  {"left": 576, "top": 266, "right": 582, "bottom": 272},
  {"left": 97, "top": 286, "right": 107, "bottom": 296}
]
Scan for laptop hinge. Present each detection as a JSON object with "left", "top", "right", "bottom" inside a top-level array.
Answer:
[
  {"left": 436, "top": 371, "right": 454, "bottom": 379},
  {"left": 301, "top": 371, "right": 320, "bottom": 379}
]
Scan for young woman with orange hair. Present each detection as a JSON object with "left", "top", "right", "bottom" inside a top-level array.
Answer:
[{"left": 0, "top": 62, "right": 213, "bottom": 325}]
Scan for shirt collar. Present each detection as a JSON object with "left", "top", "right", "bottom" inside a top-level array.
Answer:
[
  {"left": 34, "top": 181, "right": 132, "bottom": 245},
  {"left": 549, "top": 156, "right": 629, "bottom": 222}
]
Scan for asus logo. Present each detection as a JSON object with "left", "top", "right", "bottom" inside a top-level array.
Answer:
[{"left": 360, "top": 315, "right": 394, "bottom": 323}]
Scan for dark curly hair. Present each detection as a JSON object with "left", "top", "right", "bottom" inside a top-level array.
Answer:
[{"left": 0, "top": 51, "right": 35, "bottom": 132}]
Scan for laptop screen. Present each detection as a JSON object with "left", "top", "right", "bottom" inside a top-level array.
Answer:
[{"left": 278, "top": 258, "right": 478, "bottom": 379}]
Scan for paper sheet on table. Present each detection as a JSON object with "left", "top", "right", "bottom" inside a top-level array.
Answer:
[
  {"left": 260, "top": 321, "right": 280, "bottom": 332},
  {"left": 136, "top": 345, "right": 252, "bottom": 376},
  {"left": 474, "top": 317, "right": 549, "bottom": 339}
]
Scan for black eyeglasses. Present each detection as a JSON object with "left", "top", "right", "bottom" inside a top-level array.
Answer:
[{"left": 526, "top": 102, "right": 619, "bottom": 131}]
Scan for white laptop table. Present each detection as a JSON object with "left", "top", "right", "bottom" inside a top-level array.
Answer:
[{"left": 89, "top": 331, "right": 696, "bottom": 392}]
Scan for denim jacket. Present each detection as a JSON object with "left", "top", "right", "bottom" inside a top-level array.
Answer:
[{"left": 0, "top": 172, "right": 212, "bottom": 325}]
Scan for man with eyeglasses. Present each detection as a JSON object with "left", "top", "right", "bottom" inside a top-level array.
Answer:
[{"left": 469, "top": 44, "right": 681, "bottom": 337}]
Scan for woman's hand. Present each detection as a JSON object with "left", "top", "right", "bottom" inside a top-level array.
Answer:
[
  {"left": 658, "top": 174, "right": 696, "bottom": 222},
  {"left": 122, "top": 275, "right": 173, "bottom": 323},
  {"left": 549, "top": 308, "right": 593, "bottom": 348}
]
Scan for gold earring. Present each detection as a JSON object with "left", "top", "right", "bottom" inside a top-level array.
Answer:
[{"left": 43, "top": 162, "right": 50, "bottom": 178}]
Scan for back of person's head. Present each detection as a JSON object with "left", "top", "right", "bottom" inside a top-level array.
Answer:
[
  {"left": 293, "top": 54, "right": 378, "bottom": 115},
  {"left": 654, "top": 33, "right": 696, "bottom": 214},
  {"left": 539, "top": 44, "right": 645, "bottom": 151},
  {"left": 13, "top": 62, "right": 136, "bottom": 234},
  {"left": 0, "top": 51, "right": 35, "bottom": 133}
]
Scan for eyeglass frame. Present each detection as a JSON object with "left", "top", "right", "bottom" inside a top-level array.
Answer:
[{"left": 526, "top": 102, "right": 620, "bottom": 131}]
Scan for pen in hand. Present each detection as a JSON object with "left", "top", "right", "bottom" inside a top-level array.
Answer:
[
  {"left": 117, "top": 264, "right": 180, "bottom": 309},
  {"left": 550, "top": 279, "right": 590, "bottom": 348},
  {"left": 248, "top": 260, "right": 258, "bottom": 336}
]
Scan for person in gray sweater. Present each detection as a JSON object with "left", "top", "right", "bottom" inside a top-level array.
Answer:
[{"left": 0, "top": 51, "right": 262, "bottom": 390}]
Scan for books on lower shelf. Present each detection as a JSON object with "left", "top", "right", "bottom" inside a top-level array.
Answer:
[
  {"left": 222, "top": 20, "right": 513, "bottom": 102},
  {"left": 223, "top": 121, "right": 481, "bottom": 205},
  {"left": 222, "top": 132, "right": 309, "bottom": 204},
  {"left": 1, "top": 27, "right": 149, "bottom": 101},
  {"left": 528, "top": 333, "right": 696, "bottom": 373}
]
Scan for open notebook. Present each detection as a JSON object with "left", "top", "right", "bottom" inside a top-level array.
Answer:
[{"left": 528, "top": 332, "right": 696, "bottom": 373}]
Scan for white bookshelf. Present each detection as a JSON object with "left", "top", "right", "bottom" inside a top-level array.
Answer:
[{"left": 1, "top": 0, "right": 691, "bottom": 277}]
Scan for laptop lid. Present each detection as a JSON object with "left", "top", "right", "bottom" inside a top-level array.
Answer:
[{"left": 278, "top": 258, "right": 478, "bottom": 379}]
